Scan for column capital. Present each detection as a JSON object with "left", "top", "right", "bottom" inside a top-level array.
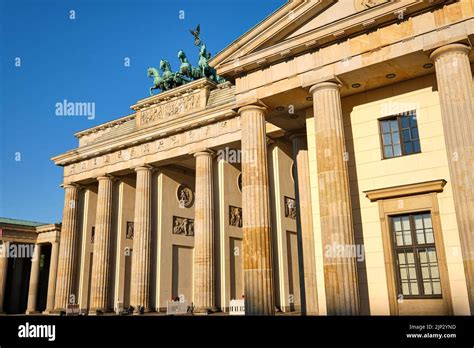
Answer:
[
  {"left": 96, "top": 174, "right": 116, "bottom": 182},
  {"left": 238, "top": 104, "right": 268, "bottom": 115},
  {"left": 132, "top": 164, "right": 155, "bottom": 173},
  {"left": 430, "top": 43, "right": 471, "bottom": 61},
  {"left": 60, "top": 182, "right": 80, "bottom": 190},
  {"left": 288, "top": 131, "right": 307, "bottom": 142},
  {"left": 193, "top": 149, "right": 215, "bottom": 158},
  {"left": 309, "top": 81, "right": 341, "bottom": 95}
]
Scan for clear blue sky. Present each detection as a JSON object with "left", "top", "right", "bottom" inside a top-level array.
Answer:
[{"left": 0, "top": 0, "right": 286, "bottom": 223}]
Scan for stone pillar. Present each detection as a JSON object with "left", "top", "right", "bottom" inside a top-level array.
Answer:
[
  {"left": 130, "top": 166, "right": 153, "bottom": 313},
  {"left": 0, "top": 241, "right": 10, "bottom": 313},
  {"left": 193, "top": 151, "right": 215, "bottom": 312},
  {"left": 26, "top": 244, "right": 42, "bottom": 314},
  {"left": 290, "top": 133, "right": 319, "bottom": 315},
  {"left": 44, "top": 241, "right": 59, "bottom": 314},
  {"left": 431, "top": 43, "right": 474, "bottom": 314},
  {"left": 55, "top": 184, "right": 80, "bottom": 311},
  {"left": 309, "top": 81, "right": 360, "bottom": 315},
  {"left": 239, "top": 105, "right": 275, "bottom": 316},
  {"left": 89, "top": 175, "right": 114, "bottom": 313}
]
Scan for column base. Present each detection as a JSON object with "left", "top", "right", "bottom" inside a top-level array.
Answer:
[
  {"left": 25, "top": 310, "right": 41, "bottom": 315},
  {"left": 42, "top": 310, "right": 60, "bottom": 315},
  {"left": 193, "top": 306, "right": 219, "bottom": 315},
  {"left": 88, "top": 308, "right": 113, "bottom": 316},
  {"left": 132, "top": 307, "right": 153, "bottom": 315}
]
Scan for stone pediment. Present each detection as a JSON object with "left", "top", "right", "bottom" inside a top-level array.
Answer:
[
  {"left": 131, "top": 78, "right": 217, "bottom": 129},
  {"left": 211, "top": 0, "right": 448, "bottom": 78}
]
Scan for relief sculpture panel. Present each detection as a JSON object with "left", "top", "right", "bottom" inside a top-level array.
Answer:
[
  {"left": 172, "top": 216, "right": 195, "bottom": 236},
  {"left": 138, "top": 92, "right": 201, "bottom": 127}
]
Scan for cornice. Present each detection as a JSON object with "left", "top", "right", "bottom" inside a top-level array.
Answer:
[
  {"left": 36, "top": 223, "right": 61, "bottom": 233},
  {"left": 364, "top": 179, "right": 447, "bottom": 202},
  {"left": 210, "top": 0, "right": 307, "bottom": 67},
  {"left": 74, "top": 113, "right": 136, "bottom": 139},
  {"left": 131, "top": 77, "right": 218, "bottom": 112},
  {"left": 51, "top": 101, "right": 237, "bottom": 166},
  {"left": 73, "top": 79, "right": 222, "bottom": 139},
  {"left": 215, "top": 0, "right": 452, "bottom": 77}
]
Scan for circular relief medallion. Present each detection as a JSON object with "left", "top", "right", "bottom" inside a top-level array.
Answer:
[
  {"left": 177, "top": 184, "right": 194, "bottom": 208},
  {"left": 355, "top": 0, "right": 389, "bottom": 12}
]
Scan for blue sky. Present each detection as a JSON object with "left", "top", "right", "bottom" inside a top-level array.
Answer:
[{"left": 0, "top": 0, "right": 286, "bottom": 223}]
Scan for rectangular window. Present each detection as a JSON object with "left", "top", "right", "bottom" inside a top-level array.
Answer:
[
  {"left": 379, "top": 111, "right": 421, "bottom": 159},
  {"left": 390, "top": 212, "right": 441, "bottom": 298}
]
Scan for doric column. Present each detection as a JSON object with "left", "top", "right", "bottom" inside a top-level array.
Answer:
[
  {"left": 130, "top": 165, "right": 153, "bottom": 313},
  {"left": 431, "top": 43, "right": 474, "bottom": 314},
  {"left": 26, "top": 244, "right": 42, "bottom": 314},
  {"left": 309, "top": 81, "right": 360, "bottom": 315},
  {"left": 239, "top": 105, "right": 275, "bottom": 316},
  {"left": 290, "top": 132, "right": 318, "bottom": 315},
  {"left": 89, "top": 175, "right": 114, "bottom": 313},
  {"left": 55, "top": 183, "right": 80, "bottom": 311},
  {"left": 44, "top": 241, "right": 59, "bottom": 314},
  {"left": 0, "top": 241, "right": 10, "bottom": 313},
  {"left": 193, "top": 150, "right": 215, "bottom": 312}
]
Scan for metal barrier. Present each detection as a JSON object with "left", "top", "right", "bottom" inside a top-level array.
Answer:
[
  {"left": 115, "top": 301, "right": 124, "bottom": 315},
  {"left": 166, "top": 300, "right": 189, "bottom": 315},
  {"left": 65, "top": 304, "right": 80, "bottom": 316},
  {"left": 229, "top": 299, "right": 245, "bottom": 315}
]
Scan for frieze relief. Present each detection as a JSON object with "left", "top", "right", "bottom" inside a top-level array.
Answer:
[
  {"left": 65, "top": 116, "right": 240, "bottom": 177},
  {"left": 172, "top": 216, "right": 194, "bottom": 236},
  {"left": 138, "top": 91, "right": 201, "bottom": 127}
]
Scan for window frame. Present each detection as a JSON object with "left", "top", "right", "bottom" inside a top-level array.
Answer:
[
  {"left": 378, "top": 111, "right": 421, "bottom": 160},
  {"left": 389, "top": 211, "right": 442, "bottom": 300}
]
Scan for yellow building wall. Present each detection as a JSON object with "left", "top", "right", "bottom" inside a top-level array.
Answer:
[{"left": 307, "top": 73, "right": 470, "bottom": 315}]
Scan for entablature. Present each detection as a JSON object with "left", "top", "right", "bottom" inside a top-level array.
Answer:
[
  {"left": 214, "top": 0, "right": 453, "bottom": 77},
  {"left": 52, "top": 79, "right": 237, "bottom": 167}
]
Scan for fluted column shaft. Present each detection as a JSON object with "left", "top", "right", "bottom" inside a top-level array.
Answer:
[
  {"left": 55, "top": 184, "right": 80, "bottom": 310},
  {"left": 239, "top": 105, "right": 275, "bottom": 316},
  {"left": 44, "top": 241, "right": 59, "bottom": 313},
  {"left": 130, "top": 166, "right": 153, "bottom": 313},
  {"left": 290, "top": 133, "right": 318, "bottom": 315},
  {"left": 431, "top": 43, "right": 474, "bottom": 314},
  {"left": 89, "top": 176, "right": 114, "bottom": 312},
  {"left": 193, "top": 151, "right": 215, "bottom": 311},
  {"left": 309, "top": 82, "right": 360, "bottom": 315},
  {"left": 26, "top": 244, "right": 42, "bottom": 313},
  {"left": 0, "top": 241, "right": 10, "bottom": 313}
]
